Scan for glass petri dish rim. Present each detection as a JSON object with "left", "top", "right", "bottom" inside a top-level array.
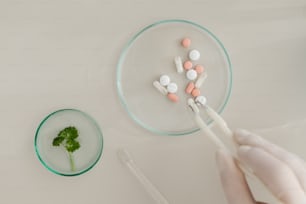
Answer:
[
  {"left": 34, "top": 108, "right": 104, "bottom": 176},
  {"left": 117, "top": 19, "right": 232, "bottom": 136}
]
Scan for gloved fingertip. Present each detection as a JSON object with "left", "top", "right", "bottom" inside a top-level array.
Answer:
[
  {"left": 239, "top": 145, "right": 252, "bottom": 153},
  {"left": 237, "top": 145, "right": 252, "bottom": 161},
  {"left": 234, "top": 129, "right": 252, "bottom": 144},
  {"left": 236, "top": 146, "right": 255, "bottom": 175}
]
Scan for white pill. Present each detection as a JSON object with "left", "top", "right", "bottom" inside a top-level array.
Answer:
[
  {"left": 195, "top": 72, "right": 208, "bottom": 88},
  {"left": 167, "top": 82, "right": 178, "bottom": 93},
  {"left": 189, "top": 49, "right": 200, "bottom": 61},
  {"left": 186, "top": 69, "right": 197, "bottom": 80},
  {"left": 174, "top": 56, "right": 184, "bottom": 73},
  {"left": 159, "top": 75, "right": 170, "bottom": 86},
  {"left": 153, "top": 81, "right": 168, "bottom": 95},
  {"left": 195, "top": 95, "right": 207, "bottom": 106}
]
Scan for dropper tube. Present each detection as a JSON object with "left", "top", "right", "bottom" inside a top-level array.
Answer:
[{"left": 117, "top": 148, "right": 170, "bottom": 204}]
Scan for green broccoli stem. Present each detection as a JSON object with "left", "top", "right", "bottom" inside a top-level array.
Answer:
[{"left": 68, "top": 152, "right": 76, "bottom": 172}]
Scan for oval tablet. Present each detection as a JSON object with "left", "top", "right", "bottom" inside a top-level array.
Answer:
[
  {"left": 167, "top": 93, "right": 179, "bottom": 102},
  {"left": 185, "top": 82, "right": 195, "bottom": 94},
  {"left": 191, "top": 88, "right": 200, "bottom": 97}
]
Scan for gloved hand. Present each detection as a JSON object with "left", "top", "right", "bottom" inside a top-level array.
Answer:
[{"left": 216, "top": 129, "right": 306, "bottom": 204}]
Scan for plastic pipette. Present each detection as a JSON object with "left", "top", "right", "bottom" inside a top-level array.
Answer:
[{"left": 117, "top": 148, "right": 169, "bottom": 204}]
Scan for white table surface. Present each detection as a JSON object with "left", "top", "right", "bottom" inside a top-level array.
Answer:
[{"left": 1, "top": 1, "right": 306, "bottom": 203}]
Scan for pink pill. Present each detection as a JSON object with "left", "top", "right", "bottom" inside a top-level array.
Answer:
[
  {"left": 191, "top": 88, "right": 200, "bottom": 97},
  {"left": 167, "top": 93, "right": 179, "bottom": 103},
  {"left": 185, "top": 82, "right": 195, "bottom": 94},
  {"left": 181, "top": 38, "right": 191, "bottom": 48},
  {"left": 183, "top": 60, "right": 193, "bottom": 70},
  {"left": 195, "top": 65, "right": 204, "bottom": 74}
]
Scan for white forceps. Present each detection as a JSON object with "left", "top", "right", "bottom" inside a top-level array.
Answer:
[
  {"left": 188, "top": 98, "right": 256, "bottom": 178},
  {"left": 188, "top": 98, "right": 234, "bottom": 150}
]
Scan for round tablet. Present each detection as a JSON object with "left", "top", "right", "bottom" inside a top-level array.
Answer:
[
  {"left": 189, "top": 49, "right": 200, "bottom": 61},
  {"left": 195, "top": 65, "right": 204, "bottom": 74},
  {"left": 159, "top": 75, "right": 170, "bottom": 86},
  {"left": 167, "top": 83, "right": 178, "bottom": 93},
  {"left": 186, "top": 69, "right": 197, "bottom": 80},
  {"left": 195, "top": 95, "right": 207, "bottom": 106},
  {"left": 181, "top": 38, "right": 191, "bottom": 48},
  {"left": 183, "top": 60, "right": 193, "bottom": 70}
]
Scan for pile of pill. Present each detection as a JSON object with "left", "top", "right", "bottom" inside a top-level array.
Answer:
[
  {"left": 179, "top": 37, "right": 208, "bottom": 106},
  {"left": 153, "top": 37, "right": 208, "bottom": 106},
  {"left": 153, "top": 75, "right": 179, "bottom": 102}
]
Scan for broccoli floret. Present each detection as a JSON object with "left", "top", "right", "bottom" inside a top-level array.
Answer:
[
  {"left": 52, "top": 126, "right": 81, "bottom": 171},
  {"left": 52, "top": 136, "right": 65, "bottom": 146},
  {"left": 65, "top": 139, "right": 80, "bottom": 153},
  {"left": 58, "top": 126, "right": 78, "bottom": 141}
]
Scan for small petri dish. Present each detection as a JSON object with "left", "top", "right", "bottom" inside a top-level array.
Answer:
[
  {"left": 34, "top": 109, "right": 103, "bottom": 176},
  {"left": 117, "top": 19, "right": 232, "bottom": 136}
]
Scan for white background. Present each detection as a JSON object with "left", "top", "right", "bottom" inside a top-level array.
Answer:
[{"left": 0, "top": 0, "right": 306, "bottom": 203}]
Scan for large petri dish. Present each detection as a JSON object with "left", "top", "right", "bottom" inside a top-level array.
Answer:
[
  {"left": 117, "top": 19, "right": 232, "bottom": 136},
  {"left": 34, "top": 109, "right": 103, "bottom": 176}
]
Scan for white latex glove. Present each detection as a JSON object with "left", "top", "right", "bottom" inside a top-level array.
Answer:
[{"left": 216, "top": 129, "right": 306, "bottom": 204}]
